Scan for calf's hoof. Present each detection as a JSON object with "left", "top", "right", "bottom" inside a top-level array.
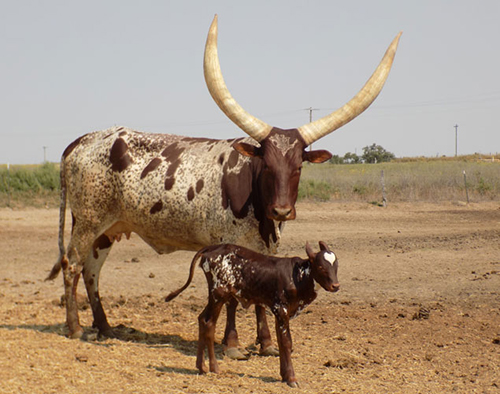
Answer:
[
  {"left": 260, "top": 345, "right": 280, "bottom": 357},
  {"left": 197, "top": 363, "right": 208, "bottom": 374},
  {"left": 223, "top": 347, "right": 249, "bottom": 360}
]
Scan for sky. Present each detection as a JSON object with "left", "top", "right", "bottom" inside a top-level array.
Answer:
[{"left": 1, "top": 1, "right": 499, "bottom": 164}]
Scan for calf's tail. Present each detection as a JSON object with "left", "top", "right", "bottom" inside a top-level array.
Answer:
[
  {"left": 165, "top": 248, "right": 206, "bottom": 302},
  {"left": 45, "top": 159, "right": 68, "bottom": 281}
]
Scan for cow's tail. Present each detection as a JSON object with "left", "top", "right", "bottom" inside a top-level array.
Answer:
[
  {"left": 45, "top": 159, "right": 68, "bottom": 281},
  {"left": 165, "top": 248, "right": 206, "bottom": 302}
]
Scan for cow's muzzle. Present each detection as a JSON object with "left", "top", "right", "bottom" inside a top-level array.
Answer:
[{"left": 270, "top": 206, "right": 296, "bottom": 221}]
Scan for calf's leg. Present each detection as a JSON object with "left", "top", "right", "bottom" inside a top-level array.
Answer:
[
  {"left": 274, "top": 313, "right": 298, "bottom": 387},
  {"left": 256, "top": 305, "right": 279, "bottom": 356},
  {"left": 197, "top": 298, "right": 224, "bottom": 374},
  {"left": 222, "top": 298, "right": 248, "bottom": 360}
]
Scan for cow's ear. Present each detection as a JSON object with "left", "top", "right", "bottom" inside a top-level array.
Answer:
[
  {"left": 233, "top": 142, "right": 262, "bottom": 158},
  {"left": 305, "top": 242, "right": 316, "bottom": 262},
  {"left": 303, "top": 149, "right": 332, "bottom": 163}
]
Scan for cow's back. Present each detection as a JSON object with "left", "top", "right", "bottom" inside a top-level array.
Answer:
[{"left": 62, "top": 126, "right": 281, "bottom": 254}]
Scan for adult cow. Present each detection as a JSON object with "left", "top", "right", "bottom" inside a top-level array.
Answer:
[{"left": 47, "top": 15, "right": 401, "bottom": 356}]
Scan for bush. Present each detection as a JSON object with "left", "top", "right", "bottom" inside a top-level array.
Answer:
[
  {"left": 35, "top": 162, "right": 60, "bottom": 191},
  {"left": 0, "top": 163, "right": 60, "bottom": 207},
  {"left": 298, "top": 179, "right": 332, "bottom": 201}
]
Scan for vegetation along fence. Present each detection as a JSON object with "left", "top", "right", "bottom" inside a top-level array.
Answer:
[{"left": 1, "top": 158, "right": 499, "bottom": 208}]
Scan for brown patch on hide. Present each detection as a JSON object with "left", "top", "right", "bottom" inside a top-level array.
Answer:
[
  {"left": 141, "top": 158, "right": 162, "bottom": 179},
  {"left": 187, "top": 187, "right": 195, "bottom": 202},
  {"left": 92, "top": 234, "right": 113, "bottom": 259},
  {"left": 110, "top": 138, "right": 133, "bottom": 172},
  {"left": 150, "top": 200, "right": 163, "bottom": 214}
]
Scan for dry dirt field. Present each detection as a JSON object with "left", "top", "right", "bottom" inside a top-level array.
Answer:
[{"left": 1, "top": 201, "right": 499, "bottom": 393}]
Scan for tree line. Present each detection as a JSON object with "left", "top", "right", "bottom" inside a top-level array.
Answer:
[{"left": 330, "top": 143, "right": 395, "bottom": 164}]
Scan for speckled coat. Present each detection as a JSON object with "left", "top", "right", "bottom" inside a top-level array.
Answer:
[
  {"left": 62, "top": 126, "right": 282, "bottom": 255},
  {"left": 50, "top": 124, "right": 333, "bottom": 339}
]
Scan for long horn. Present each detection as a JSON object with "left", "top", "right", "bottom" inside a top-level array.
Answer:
[
  {"left": 204, "top": 15, "right": 273, "bottom": 142},
  {"left": 297, "top": 32, "right": 402, "bottom": 146}
]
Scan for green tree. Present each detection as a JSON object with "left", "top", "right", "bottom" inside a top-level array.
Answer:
[
  {"left": 329, "top": 155, "right": 344, "bottom": 164},
  {"left": 343, "top": 152, "right": 361, "bottom": 164},
  {"left": 362, "top": 143, "right": 395, "bottom": 163}
]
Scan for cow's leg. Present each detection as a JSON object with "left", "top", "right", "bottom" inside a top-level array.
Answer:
[
  {"left": 222, "top": 298, "right": 247, "bottom": 360},
  {"left": 63, "top": 228, "right": 96, "bottom": 339},
  {"left": 82, "top": 234, "right": 114, "bottom": 337},
  {"left": 274, "top": 311, "right": 297, "bottom": 388},
  {"left": 256, "top": 305, "right": 279, "bottom": 356},
  {"left": 198, "top": 297, "right": 224, "bottom": 374},
  {"left": 61, "top": 253, "right": 83, "bottom": 339}
]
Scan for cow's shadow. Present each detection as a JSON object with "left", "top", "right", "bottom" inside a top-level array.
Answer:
[
  {"left": 0, "top": 322, "right": 201, "bottom": 357},
  {"left": 1, "top": 323, "right": 279, "bottom": 383}
]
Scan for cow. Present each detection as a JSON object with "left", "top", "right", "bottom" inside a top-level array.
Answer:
[
  {"left": 46, "top": 14, "right": 400, "bottom": 357},
  {"left": 165, "top": 241, "right": 340, "bottom": 387}
]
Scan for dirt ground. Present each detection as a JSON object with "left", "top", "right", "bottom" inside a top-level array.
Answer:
[{"left": 1, "top": 201, "right": 499, "bottom": 393}]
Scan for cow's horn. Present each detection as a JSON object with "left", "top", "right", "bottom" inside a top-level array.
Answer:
[
  {"left": 204, "top": 15, "right": 273, "bottom": 142},
  {"left": 297, "top": 32, "right": 402, "bottom": 146}
]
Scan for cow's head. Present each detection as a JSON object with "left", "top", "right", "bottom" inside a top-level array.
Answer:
[
  {"left": 205, "top": 15, "right": 401, "bottom": 222},
  {"left": 233, "top": 128, "right": 331, "bottom": 221}
]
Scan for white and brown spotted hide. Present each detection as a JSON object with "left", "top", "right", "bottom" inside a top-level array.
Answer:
[{"left": 63, "top": 126, "right": 283, "bottom": 255}]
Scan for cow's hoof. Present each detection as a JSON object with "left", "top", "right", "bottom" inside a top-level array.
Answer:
[
  {"left": 287, "top": 381, "right": 299, "bottom": 388},
  {"left": 260, "top": 345, "right": 280, "bottom": 357},
  {"left": 224, "top": 347, "right": 249, "bottom": 360},
  {"left": 98, "top": 329, "right": 116, "bottom": 339},
  {"left": 68, "top": 328, "right": 84, "bottom": 339}
]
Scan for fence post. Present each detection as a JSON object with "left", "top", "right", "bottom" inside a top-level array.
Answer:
[
  {"left": 7, "top": 163, "right": 11, "bottom": 208},
  {"left": 381, "top": 170, "right": 387, "bottom": 207},
  {"left": 463, "top": 170, "right": 469, "bottom": 204}
]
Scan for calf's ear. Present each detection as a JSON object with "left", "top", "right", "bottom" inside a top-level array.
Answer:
[
  {"left": 319, "top": 241, "right": 330, "bottom": 251},
  {"left": 305, "top": 242, "right": 316, "bottom": 262}
]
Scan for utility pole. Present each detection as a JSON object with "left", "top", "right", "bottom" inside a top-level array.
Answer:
[
  {"left": 43, "top": 146, "right": 47, "bottom": 163},
  {"left": 304, "top": 107, "right": 319, "bottom": 150},
  {"left": 454, "top": 124, "right": 458, "bottom": 157}
]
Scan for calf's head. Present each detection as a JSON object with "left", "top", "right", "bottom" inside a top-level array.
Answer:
[
  {"left": 306, "top": 241, "right": 340, "bottom": 292},
  {"left": 204, "top": 15, "right": 401, "bottom": 222}
]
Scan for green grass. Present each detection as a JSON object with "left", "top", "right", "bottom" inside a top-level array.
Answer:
[
  {"left": 1, "top": 157, "right": 499, "bottom": 207},
  {"left": 0, "top": 163, "right": 60, "bottom": 208},
  {"left": 298, "top": 159, "right": 500, "bottom": 203}
]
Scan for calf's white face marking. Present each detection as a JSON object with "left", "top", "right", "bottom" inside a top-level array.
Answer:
[{"left": 324, "top": 252, "right": 336, "bottom": 265}]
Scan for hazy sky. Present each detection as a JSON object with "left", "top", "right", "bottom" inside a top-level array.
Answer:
[{"left": 1, "top": 1, "right": 499, "bottom": 164}]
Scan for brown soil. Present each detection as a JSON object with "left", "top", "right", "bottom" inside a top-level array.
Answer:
[{"left": 1, "top": 201, "right": 499, "bottom": 393}]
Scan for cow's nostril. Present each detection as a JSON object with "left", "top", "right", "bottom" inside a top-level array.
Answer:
[{"left": 272, "top": 207, "right": 292, "bottom": 218}]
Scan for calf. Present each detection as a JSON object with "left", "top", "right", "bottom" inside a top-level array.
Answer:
[{"left": 165, "top": 241, "right": 340, "bottom": 387}]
